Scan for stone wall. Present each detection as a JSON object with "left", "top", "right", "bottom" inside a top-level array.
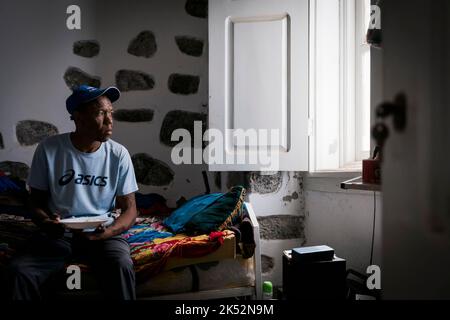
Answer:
[
  {"left": 0, "top": 0, "right": 305, "bottom": 289},
  {"left": 231, "top": 171, "right": 305, "bottom": 286}
]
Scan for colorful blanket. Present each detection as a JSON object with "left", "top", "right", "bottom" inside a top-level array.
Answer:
[{"left": 123, "top": 217, "right": 232, "bottom": 281}]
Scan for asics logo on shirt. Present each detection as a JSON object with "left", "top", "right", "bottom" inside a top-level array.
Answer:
[
  {"left": 58, "top": 169, "right": 108, "bottom": 187},
  {"left": 59, "top": 169, "right": 75, "bottom": 186}
]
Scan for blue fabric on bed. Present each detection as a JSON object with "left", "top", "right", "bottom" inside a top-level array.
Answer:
[
  {"left": 163, "top": 193, "right": 223, "bottom": 233},
  {"left": 0, "top": 176, "right": 22, "bottom": 193},
  {"left": 126, "top": 230, "right": 173, "bottom": 244},
  {"left": 125, "top": 224, "right": 173, "bottom": 243},
  {"left": 163, "top": 186, "right": 246, "bottom": 235}
]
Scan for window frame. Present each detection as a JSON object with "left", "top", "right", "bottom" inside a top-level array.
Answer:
[
  {"left": 354, "top": 0, "right": 372, "bottom": 162},
  {"left": 310, "top": 0, "right": 371, "bottom": 173}
]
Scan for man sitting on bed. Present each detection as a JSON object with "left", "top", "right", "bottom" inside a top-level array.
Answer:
[{"left": 6, "top": 85, "right": 139, "bottom": 300}]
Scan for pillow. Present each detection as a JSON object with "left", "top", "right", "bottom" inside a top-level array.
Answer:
[{"left": 163, "top": 186, "right": 246, "bottom": 235}]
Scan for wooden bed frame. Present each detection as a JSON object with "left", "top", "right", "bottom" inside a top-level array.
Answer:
[{"left": 140, "top": 202, "right": 262, "bottom": 300}]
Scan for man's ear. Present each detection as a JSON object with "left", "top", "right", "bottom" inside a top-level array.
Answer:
[{"left": 71, "top": 111, "right": 82, "bottom": 124}]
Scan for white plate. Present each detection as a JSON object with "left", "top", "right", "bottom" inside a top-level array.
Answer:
[{"left": 59, "top": 216, "right": 110, "bottom": 230}]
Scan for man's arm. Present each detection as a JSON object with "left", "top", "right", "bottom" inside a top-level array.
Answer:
[
  {"left": 28, "top": 187, "right": 65, "bottom": 237},
  {"left": 86, "top": 192, "right": 137, "bottom": 241}
]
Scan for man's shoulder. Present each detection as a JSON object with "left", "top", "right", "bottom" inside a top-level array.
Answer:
[
  {"left": 105, "top": 138, "right": 131, "bottom": 159},
  {"left": 38, "top": 133, "right": 68, "bottom": 148}
]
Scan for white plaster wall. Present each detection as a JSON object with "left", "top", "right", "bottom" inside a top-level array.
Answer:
[
  {"left": 0, "top": 0, "right": 96, "bottom": 164},
  {"left": 304, "top": 175, "right": 382, "bottom": 274}
]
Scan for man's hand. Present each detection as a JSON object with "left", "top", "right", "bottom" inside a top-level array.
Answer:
[
  {"left": 83, "top": 193, "right": 137, "bottom": 241},
  {"left": 75, "top": 193, "right": 137, "bottom": 241},
  {"left": 40, "top": 212, "right": 65, "bottom": 239},
  {"left": 29, "top": 188, "right": 65, "bottom": 238},
  {"left": 81, "top": 224, "right": 111, "bottom": 241}
]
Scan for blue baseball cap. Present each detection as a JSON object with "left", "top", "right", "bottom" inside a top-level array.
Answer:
[{"left": 66, "top": 85, "right": 121, "bottom": 114}]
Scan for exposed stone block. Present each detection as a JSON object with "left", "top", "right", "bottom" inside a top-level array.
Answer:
[
  {"left": 261, "top": 254, "right": 275, "bottom": 274},
  {"left": 258, "top": 215, "right": 304, "bottom": 240},
  {"left": 168, "top": 74, "right": 199, "bottom": 95},
  {"left": 250, "top": 172, "right": 282, "bottom": 194},
  {"left": 127, "top": 31, "right": 157, "bottom": 58},
  {"left": 175, "top": 36, "right": 204, "bottom": 57},
  {"left": 160, "top": 110, "right": 206, "bottom": 147},
  {"left": 73, "top": 40, "right": 100, "bottom": 58},
  {"left": 113, "top": 109, "right": 154, "bottom": 122},
  {"left": 63, "top": 67, "right": 101, "bottom": 89},
  {"left": 16, "top": 120, "right": 58, "bottom": 146},
  {"left": 116, "top": 70, "right": 155, "bottom": 92},
  {"left": 131, "top": 153, "right": 174, "bottom": 186},
  {"left": 185, "top": 0, "right": 208, "bottom": 18}
]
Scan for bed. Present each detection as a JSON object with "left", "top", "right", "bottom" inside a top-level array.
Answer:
[
  {"left": 0, "top": 202, "right": 262, "bottom": 300},
  {"left": 138, "top": 202, "right": 262, "bottom": 300}
]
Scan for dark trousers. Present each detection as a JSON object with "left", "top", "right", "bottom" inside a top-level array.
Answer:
[{"left": 6, "top": 232, "right": 136, "bottom": 300}]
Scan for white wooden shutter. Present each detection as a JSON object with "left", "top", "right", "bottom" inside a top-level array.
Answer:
[{"left": 208, "top": 0, "right": 310, "bottom": 171}]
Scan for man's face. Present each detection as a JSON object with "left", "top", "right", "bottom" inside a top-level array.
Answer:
[{"left": 75, "top": 95, "right": 114, "bottom": 142}]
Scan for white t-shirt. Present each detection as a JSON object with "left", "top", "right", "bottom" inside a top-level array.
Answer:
[{"left": 27, "top": 133, "right": 138, "bottom": 219}]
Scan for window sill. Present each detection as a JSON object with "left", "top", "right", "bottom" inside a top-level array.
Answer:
[
  {"left": 307, "top": 170, "right": 362, "bottom": 179},
  {"left": 304, "top": 163, "right": 371, "bottom": 194},
  {"left": 340, "top": 176, "right": 381, "bottom": 192},
  {"left": 307, "top": 162, "right": 362, "bottom": 178},
  {"left": 304, "top": 174, "right": 379, "bottom": 194}
]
